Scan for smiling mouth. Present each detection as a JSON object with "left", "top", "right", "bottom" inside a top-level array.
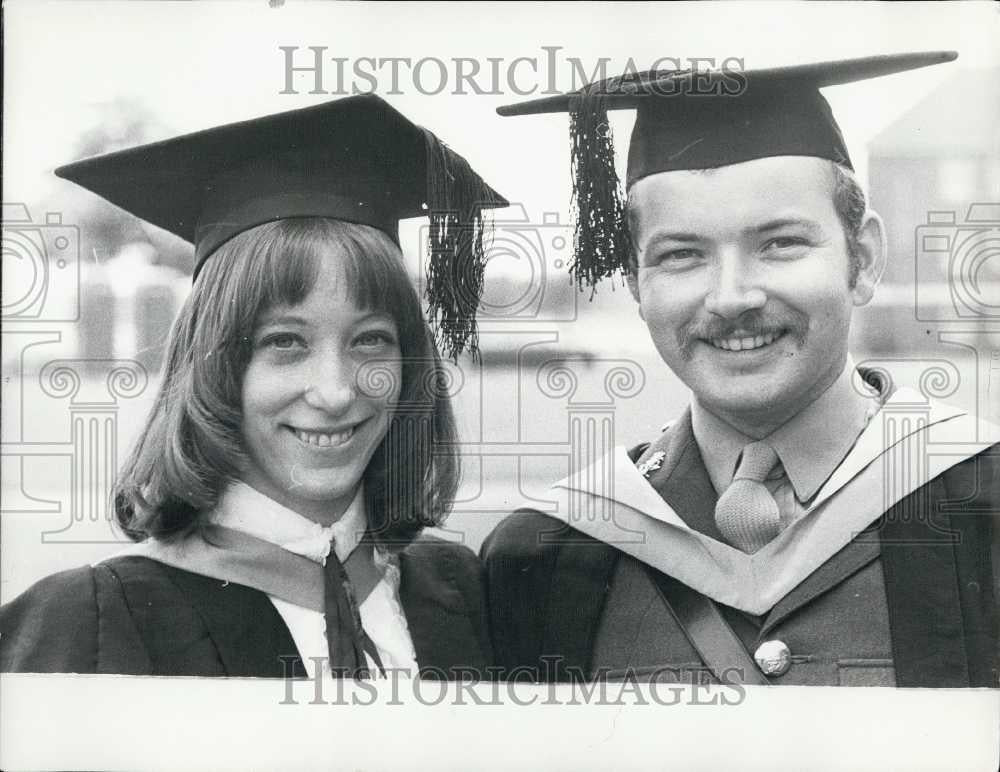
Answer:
[
  {"left": 707, "top": 330, "right": 785, "bottom": 352},
  {"left": 289, "top": 423, "right": 359, "bottom": 448}
]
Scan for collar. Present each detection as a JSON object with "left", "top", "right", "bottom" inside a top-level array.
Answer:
[
  {"left": 209, "top": 481, "right": 367, "bottom": 565},
  {"left": 547, "top": 389, "right": 991, "bottom": 614},
  {"left": 692, "top": 358, "right": 880, "bottom": 501}
]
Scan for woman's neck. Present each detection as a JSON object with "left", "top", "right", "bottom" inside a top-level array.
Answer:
[{"left": 236, "top": 479, "right": 361, "bottom": 527}]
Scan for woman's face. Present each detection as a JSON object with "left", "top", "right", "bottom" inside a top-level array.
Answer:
[{"left": 239, "top": 252, "right": 402, "bottom": 524}]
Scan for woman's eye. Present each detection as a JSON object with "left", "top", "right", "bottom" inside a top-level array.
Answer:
[
  {"left": 353, "top": 330, "right": 397, "bottom": 349},
  {"left": 259, "top": 333, "right": 304, "bottom": 350}
]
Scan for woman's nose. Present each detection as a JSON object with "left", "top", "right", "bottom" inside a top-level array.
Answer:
[
  {"left": 703, "top": 251, "right": 767, "bottom": 320},
  {"left": 302, "top": 354, "right": 356, "bottom": 414}
]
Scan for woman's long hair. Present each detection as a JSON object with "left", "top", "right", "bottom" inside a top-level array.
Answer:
[{"left": 114, "top": 218, "right": 459, "bottom": 549}]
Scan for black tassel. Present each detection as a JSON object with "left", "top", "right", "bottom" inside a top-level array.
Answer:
[
  {"left": 568, "top": 81, "right": 631, "bottom": 294},
  {"left": 423, "top": 129, "right": 500, "bottom": 361}
]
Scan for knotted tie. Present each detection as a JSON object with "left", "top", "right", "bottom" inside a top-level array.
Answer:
[
  {"left": 323, "top": 548, "right": 384, "bottom": 678},
  {"left": 714, "top": 441, "right": 782, "bottom": 553}
]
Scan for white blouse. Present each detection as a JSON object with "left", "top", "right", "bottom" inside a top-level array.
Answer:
[{"left": 209, "top": 481, "right": 418, "bottom": 678}]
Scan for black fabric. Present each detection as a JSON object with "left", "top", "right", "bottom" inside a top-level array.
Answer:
[
  {"left": 481, "top": 510, "right": 617, "bottom": 680},
  {"left": 397, "top": 535, "right": 494, "bottom": 679},
  {"left": 879, "top": 446, "right": 999, "bottom": 688},
  {"left": 1, "top": 535, "right": 492, "bottom": 679},
  {"left": 0, "top": 556, "right": 306, "bottom": 677},
  {"left": 114, "top": 557, "right": 305, "bottom": 677},
  {"left": 626, "top": 85, "right": 850, "bottom": 183},
  {"left": 0, "top": 564, "right": 146, "bottom": 675},
  {"left": 540, "top": 529, "right": 620, "bottom": 682}
]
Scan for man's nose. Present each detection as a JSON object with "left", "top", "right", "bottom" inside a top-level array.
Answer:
[
  {"left": 302, "top": 353, "right": 356, "bottom": 414},
  {"left": 703, "top": 251, "right": 767, "bottom": 320}
]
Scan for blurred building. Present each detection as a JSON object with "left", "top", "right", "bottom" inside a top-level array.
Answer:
[{"left": 857, "top": 66, "right": 1000, "bottom": 355}]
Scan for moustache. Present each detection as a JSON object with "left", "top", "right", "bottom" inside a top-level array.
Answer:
[{"left": 678, "top": 309, "right": 809, "bottom": 356}]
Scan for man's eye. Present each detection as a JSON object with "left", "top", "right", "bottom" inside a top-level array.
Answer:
[
  {"left": 763, "top": 237, "right": 809, "bottom": 251},
  {"left": 647, "top": 248, "right": 701, "bottom": 267}
]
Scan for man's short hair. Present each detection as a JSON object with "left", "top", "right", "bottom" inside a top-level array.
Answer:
[{"left": 830, "top": 162, "right": 867, "bottom": 288}]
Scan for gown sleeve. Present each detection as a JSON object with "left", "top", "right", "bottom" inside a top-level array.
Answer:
[{"left": 0, "top": 564, "right": 152, "bottom": 674}]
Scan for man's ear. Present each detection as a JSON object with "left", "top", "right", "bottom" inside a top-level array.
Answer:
[
  {"left": 626, "top": 270, "right": 645, "bottom": 320},
  {"left": 851, "top": 210, "right": 887, "bottom": 306}
]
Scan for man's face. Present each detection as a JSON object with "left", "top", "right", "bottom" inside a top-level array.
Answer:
[{"left": 628, "top": 156, "right": 871, "bottom": 432}]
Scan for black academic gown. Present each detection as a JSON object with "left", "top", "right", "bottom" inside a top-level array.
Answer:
[
  {"left": 482, "top": 412, "right": 999, "bottom": 687},
  {"left": 0, "top": 534, "right": 492, "bottom": 679}
]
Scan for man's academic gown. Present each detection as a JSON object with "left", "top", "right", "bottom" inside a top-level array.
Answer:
[
  {"left": 482, "top": 409, "right": 999, "bottom": 687},
  {"left": 1, "top": 534, "right": 492, "bottom": 678}
]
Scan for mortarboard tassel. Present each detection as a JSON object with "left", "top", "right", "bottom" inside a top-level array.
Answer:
[
  {"left": 568, "top": 81, "right": 631, "bottom": 294},
  {"left": 422, "top": 129, "right": 501, "bottom": 360}
]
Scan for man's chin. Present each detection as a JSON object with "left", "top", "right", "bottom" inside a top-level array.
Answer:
[{"left": 695, "top": 387, "right": 797, "bottom": 429}]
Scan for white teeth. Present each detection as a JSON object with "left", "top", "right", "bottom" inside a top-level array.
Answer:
[
  {"left": 709, "top": 331, "right": 782, "bottom": 352},
  {"left": 294, "top": 427, "right": 354, "bottom": 447}
]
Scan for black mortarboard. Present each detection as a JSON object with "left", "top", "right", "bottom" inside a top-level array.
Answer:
[
  {"left": 55, "top": 94, "right": 508, "bottom": 358},
  {"left": 497, "top": 51, "right": 957, "bottom": 289}
]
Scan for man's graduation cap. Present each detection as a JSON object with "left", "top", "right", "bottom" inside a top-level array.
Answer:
[
  {"left": 497, "top": 51, "right": 957, "bottom": 289},
  {"left": 55, "top": 94, "right": 508, "bottom": 358}
]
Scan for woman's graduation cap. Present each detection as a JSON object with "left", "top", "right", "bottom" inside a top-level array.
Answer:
[
  {"left": 55, "top": 94, "right": 508, "bottom": 358},
  {"left": 497, "top": 50, "right": 957, "bottom": 290}
]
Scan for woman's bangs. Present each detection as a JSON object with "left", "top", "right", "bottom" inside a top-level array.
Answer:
[
  {"left": 253, "top": 223, "right": 324, "bottom": 311},
  {"left": 250, "top": 219, "right": 410, "bottom": 320}
]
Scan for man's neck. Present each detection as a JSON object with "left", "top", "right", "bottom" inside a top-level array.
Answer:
[
  {"left": 697, "top": 368, "right": 846, "bottom": 439},
  {"left": 691, "top": 357, "right": 883, "bottom": 502}
]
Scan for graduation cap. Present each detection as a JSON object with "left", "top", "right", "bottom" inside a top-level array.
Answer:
[
  {"left": 55, "top": 94, "right": 508, "bottom": 358},
  {"left": 497, "top": 51, "right": 958, "bottom": 290}
]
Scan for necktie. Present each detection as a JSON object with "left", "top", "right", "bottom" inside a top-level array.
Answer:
[
  {"left": 323, "top": 548, "right": 384, "bottom": 678},
  {"left": 714, "top": 441, "right": 782, "bottom": 553}
]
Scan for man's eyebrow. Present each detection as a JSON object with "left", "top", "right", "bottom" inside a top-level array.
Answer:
[
  {"left": 642, "top": 230, "right": 704, "bottom": 248},
  {"left": 750, "top": 218, "right": 824, "bottom": 236}
]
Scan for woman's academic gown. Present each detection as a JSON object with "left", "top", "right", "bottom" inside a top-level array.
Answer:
[{"left": 0, "top": 534, "right": 492, "bottom": 679}]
